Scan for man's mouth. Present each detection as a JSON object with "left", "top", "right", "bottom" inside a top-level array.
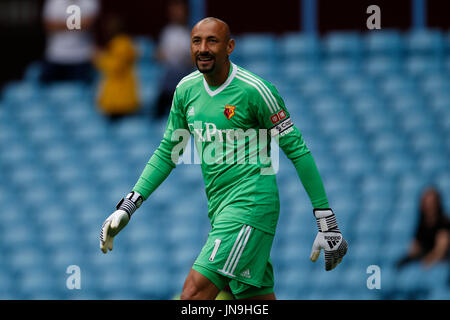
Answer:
[{"left": 197, "top": 56, "right": 214, "bottom": 62}]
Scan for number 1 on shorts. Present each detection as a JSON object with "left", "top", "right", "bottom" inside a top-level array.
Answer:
[{"left": 209, "top": 239, "right": 221, "bottom": 262}]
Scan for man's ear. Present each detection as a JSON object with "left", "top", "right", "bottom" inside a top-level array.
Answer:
[{"left": 227, "top": 39, "right": 235, "bottom": 56}]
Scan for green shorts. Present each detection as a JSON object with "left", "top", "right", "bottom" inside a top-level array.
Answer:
[{"left": 192, "top": 220, "right": 275, "bottom": 299}]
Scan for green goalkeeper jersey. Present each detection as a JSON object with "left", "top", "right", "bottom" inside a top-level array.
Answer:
[{"left": 133, "top": 63, "right": 329, "bottom": 235}]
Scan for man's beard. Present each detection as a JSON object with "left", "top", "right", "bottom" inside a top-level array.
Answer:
[{"left": 196, "top": 55, "right": 216, "bottom": 73}]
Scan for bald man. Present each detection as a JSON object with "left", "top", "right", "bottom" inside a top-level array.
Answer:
[{"left": 100, "top": 17, "right": 348, "bottom": 300}]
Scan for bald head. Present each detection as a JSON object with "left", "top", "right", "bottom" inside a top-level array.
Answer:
[
  {"left": 193, "top": 17, "right": 231, "bottom": 41},
  {"left": 190, "top": 17, "right": 235, "bottom": 75}
]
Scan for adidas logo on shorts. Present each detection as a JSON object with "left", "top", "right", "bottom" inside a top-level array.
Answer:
[{"left": 240, "top": 269, "right": 251, "bottom": 279}]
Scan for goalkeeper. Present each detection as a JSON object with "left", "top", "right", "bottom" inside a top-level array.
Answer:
[{"left": 100, "top": 17, "right": 348, "bottom": 300}]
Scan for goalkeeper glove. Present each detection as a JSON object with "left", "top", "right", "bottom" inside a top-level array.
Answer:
[
  {"left": 310, "top": 208, "right": 348, "bottom": 271},
  {"left": 100, "top": 191, "right": 143, "bottom": 254}
]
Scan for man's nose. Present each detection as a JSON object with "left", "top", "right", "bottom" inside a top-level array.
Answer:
[{"left": 199, "top": 40, "right": 208, "bottom": 53}]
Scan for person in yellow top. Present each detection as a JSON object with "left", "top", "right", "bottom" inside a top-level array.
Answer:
[{"left": 94, "top": 34, "right": 140, "bottom": 120}]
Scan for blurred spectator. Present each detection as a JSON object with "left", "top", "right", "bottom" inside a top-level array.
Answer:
[
  {"left": 94, "top": 15, "right": 140, "bottom": 121},
  {"left": 397, "top": 187, "right": 450, "bottom": 269},
  {"left": 39, "top": 0, "right": 99, "bottom": 84},
  {"left": 154, "top": 0, "right": 193, "bottom": 118}
]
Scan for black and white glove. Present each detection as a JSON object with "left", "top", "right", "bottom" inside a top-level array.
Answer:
[
  {"left": 100, "top": 191, "right": 143, "bottom": 254},
  {"left": 310, "top": 208, "right": 348, "bottom": 271}
]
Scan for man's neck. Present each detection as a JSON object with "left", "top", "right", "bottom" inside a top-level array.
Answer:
[{"left": 203, "top": 60, "right": 231, "bottom": 87}]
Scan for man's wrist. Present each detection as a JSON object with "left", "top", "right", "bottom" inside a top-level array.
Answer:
[
  {"left": 116, "top": 191, "right": 144, "bottom": 218},
  {"left": 313, "top": 208, "right": 339, "bottom": 232}
]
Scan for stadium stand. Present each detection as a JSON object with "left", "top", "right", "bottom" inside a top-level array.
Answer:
[{"left": 0, "top": 29, "right": 449, "bottom": 299}]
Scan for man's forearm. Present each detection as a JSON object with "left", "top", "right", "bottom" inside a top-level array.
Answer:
[
  {"left": 291, "top": 152, "right": 329, "bottom": 208},
  {"left": 277, "top": 126, "right": 329, "bottom": 208},
  {"left": 132, "top": 152, "right": 175, "bottom": 200}
]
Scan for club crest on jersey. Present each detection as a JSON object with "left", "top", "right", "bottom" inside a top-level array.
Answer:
[{"left": 224, "top": 105, "right": 236, "bottom": 119}]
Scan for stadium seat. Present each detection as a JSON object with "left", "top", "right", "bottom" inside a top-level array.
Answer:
[
  {"left": 405, "top": 55, "right": 443, "bottom": 76},
  {"left": 323, "top": 32, "right": 363, "bottom": 60},
  {"left": 364, "top": 30, "right": 404, "bottom": 58},
  {"left": 23, "top": 62, "right": 43, "bottom": 83},
  {"left": 323, "top": 57, "right": 360, "bottom": 78},
  {"left": 363, "top": 56, "right": 402, "bottom": 77},
  {"left": 405, "top": 29, "right": 445, "bottom": 58},
  {"left": 2, "top": 82, "right": 40, "bottom": 104},
  {"left": 428, "top": 286, "right": 450, "bottom": 300},
  {"left": 420, "top": 74, "right": 450, "bottom": 96},
  {"left": 339, "top": 74, "right": 377, "bottom": 97},
  {"left": 241, "top": 60, "right": 276, "bottom": 82},
  {"left": 235, "top": 33, "right": 277, "bottom": 62},
  {"left": 134, "top": 36, "right": 156, "bottom": 61},
  {"left": 378, "top": 74, "right": 417, "bottom": 96},
  {"left": 281, "top": 59, "right": 321, "bottom": 81},
  {"left": 279, "top": 33, "right": 321, "bottom": 61},
  {"left": 395, "top": 262, "right": 428, "bottom": 293}
]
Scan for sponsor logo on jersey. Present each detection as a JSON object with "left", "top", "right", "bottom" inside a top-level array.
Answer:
[
  {"left": 270, "top": 117, "right": 294, "bottom": 137},
  {"left": 270, "top": 114, "right": 279, "bottom": 124},
  {"left": 224, "top": 105, "right": 236, "bottom": 119},
  {"left": 270, "top": 110, "right": 287, "bottom": 124}
]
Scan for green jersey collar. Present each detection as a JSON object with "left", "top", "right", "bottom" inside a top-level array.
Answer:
[{"left": 203, "top": 62, "right": 237, "bottom": 97}]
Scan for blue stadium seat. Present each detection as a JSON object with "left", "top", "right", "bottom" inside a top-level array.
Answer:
[
  {"left": 339, "top": 74, "right": 377, "bottom": 97},
  {"left": 341, "top": 266, "right": 369, "bottom": 291},
  {"left": 279, "top": 33, "right": 321, "bottom": 61},
  {"left": 323, "top": 58, "right": 360, "bottom": 78},
  {"left": 371, "top": 132, "right": 408, "bottom": 154},
  {"left": 2, "top": 82, "right": 40, "bottom": 104},
  {"left": 297, "top": 75, "right": 335, "bottom": 98},
  {"left": 18, "top": 269, "right": 60, "bottom": 299},
  {"left": 134, "top": 36, "right": 156, "bottom": 61},
  {"left": 49, "top": 248, "right": 84, "bottom": 271},
  {"left": 364, "top": 30, "right": 404, "bottom": 57},
  {"left": 0, "top": 270, "right": 14, "bottom": 297},
  {"left": 323, "top": 32, "right": 363, "bottom": 59},
  {"left": 420, "top": 262, "right": 450, "bottom": 292},
  {"left": 23, "top": 62, "right": 43, "bottom": 83},
  {"left": 360, "top": 111, "right": 397, "bottom": 134},
  {"left": 382, "top": 241, "right": 409, "bottom": 266},
  {"left": 281, "top": 59, "right": 320, "bottom": 81},
  {"left": 418, "top": 153, "right": 448, "bottom": 174},
  {"left": 96, "top": 266, "right": 133, "bottom": 293},
  {"left": 363, "top": 56, "right": 402, "bottom": 77},
  {"left": 405, "top": 29, "right": 444, "bottom": 57},
  {"left": 235, "top": 33, "right": 277, "bottom": 61},
  {"left": 428, "top": 286, "right": 450, "bottom": 300},
  {"left": 378, "top": 74, "right": 417, "bottom": 96},
  {"left": 400, "top": 112, "right": 436, "bottom": 134},
  {"left": 241, "top": 60, "right": 276, "bottom": 82},
  {"left": 397, "top": 173, "right": 429, "bottom": 199},
  {"left": 57, "top": 100, "right": 97, "bottom": 124},
  {"left": 420, "top": 74, "right": 450, "bottom": 95},
  {"left": 395, "top": 262, "right": 427, "bottom": 292},
  {"left": 445, "top": 30, "right": 450, "bottom": 53},
  {"left": 405, "top": 55, "right": 443, "bottom": 76},
  {"left": 7, "top": 247, "right": 46, "bottom": 273},
  {"left": 350, "top": 92, "right": 385, "bottom": 115},
  {"left": 43, "top": 82, "right": 87, "bottom": 104},
  {"left": 133, "top": 269, "right": 174, "bottom": 299}
]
